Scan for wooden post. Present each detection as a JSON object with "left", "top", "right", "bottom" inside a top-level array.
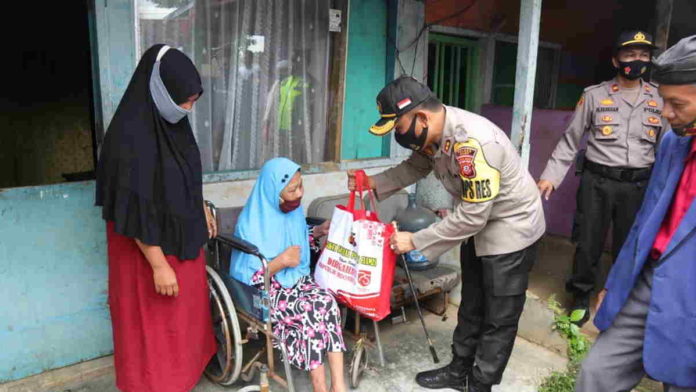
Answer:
[
  {"left": 510, "top": 0, "right": 542, "bottom": 167},
  {"left": 654, "top": 0, "right": 673, "bottom": 53}
]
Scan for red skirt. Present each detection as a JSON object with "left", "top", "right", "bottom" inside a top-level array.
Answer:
[{"left": 107, "top": 222, "right": 216, "bottom": 392}]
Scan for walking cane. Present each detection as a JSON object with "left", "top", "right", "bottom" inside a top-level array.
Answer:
[{"left": 392, "top": 222, "right": 440, "bottom": 364}]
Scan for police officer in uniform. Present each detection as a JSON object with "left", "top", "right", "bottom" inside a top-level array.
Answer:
[
  {"left": 348, "top": 77, "right": 546, "bottom": 391},
  {"left": 537, "top": 30, "right": 668, "bottom": 325}
]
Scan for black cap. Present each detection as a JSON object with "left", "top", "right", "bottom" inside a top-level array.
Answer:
[
  {"left": 614, "top": 30, "right": 657, "bottom": 53},
  {"left": 369, "top": 76, "right": 436, "bottom": 136},
  {"left": 653, "top": 35, "right": 696, "bottom": 85}
]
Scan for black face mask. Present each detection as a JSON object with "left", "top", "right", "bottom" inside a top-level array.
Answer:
[
  {"left": 618, "top": 60, "right": 650, "bottom": 80},
  {"left": 395, "top": 116, "right": 428, "bottom": 151}
]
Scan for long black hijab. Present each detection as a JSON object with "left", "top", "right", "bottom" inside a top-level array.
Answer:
[{"left": 96, "top": 44, "right": 208, "bottom": 260}]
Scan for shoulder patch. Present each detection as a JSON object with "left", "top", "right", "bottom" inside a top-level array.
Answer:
[{"left": 454, "top": 139, "right": 500, "bottom": 203}]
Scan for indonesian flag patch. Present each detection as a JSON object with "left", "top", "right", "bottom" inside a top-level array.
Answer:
[{"left": 397, "top": 98, "right": 412, "bottom": 110}]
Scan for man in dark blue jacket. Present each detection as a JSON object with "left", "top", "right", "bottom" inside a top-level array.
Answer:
[{"left": 576, "top": 35, "right": 696, "bottom": 392}]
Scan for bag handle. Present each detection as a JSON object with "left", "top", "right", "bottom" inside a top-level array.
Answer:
[{"left": 348, "top": 170, "right": 379, "bottom": 219}]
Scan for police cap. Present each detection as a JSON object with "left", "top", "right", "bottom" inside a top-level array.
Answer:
[
  {"left": 614, "top": 30, "right": 657, "bottom": 53},
  {"left": 369, "top": 76, "right": 436, "bottom": 136}
]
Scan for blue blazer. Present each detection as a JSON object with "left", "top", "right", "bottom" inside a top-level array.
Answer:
[{"left": 595, "top": 131, "right": 696, "bottom": 387}]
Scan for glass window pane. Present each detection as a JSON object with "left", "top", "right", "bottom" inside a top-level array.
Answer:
[{"left": 137, "top": 0, "right": 331, "bottom": 172}]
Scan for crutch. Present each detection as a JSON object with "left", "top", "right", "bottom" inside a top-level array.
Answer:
[{"left": 392, "top": 222, "right": 440, "bottom": 364}]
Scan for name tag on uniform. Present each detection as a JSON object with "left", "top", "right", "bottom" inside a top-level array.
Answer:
[{"left": 454, "top": 140, "right": 500, "bottom": 203}]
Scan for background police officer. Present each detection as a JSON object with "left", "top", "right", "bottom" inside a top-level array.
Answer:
[
  {"left": 348, "top": 77, "right": 545, "bottom": 392},
  {"left": 537, "top": 30, "right": 668, "bottom": 325}
]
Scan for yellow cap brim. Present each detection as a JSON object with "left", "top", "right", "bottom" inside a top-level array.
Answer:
[{"left": 369, "top": 118, "right": 396, "bottom": 136}]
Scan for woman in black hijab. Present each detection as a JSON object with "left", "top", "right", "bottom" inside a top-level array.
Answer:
[{"left": 96, "top": 44, "right": 217, "bottom": 392}]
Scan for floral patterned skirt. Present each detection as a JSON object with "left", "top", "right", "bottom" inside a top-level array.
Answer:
[{"left": 251, "top": 272, "right": 345, "bottom": 371}]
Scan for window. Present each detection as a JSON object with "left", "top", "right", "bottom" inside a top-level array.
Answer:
[
  {"left": 137, "top": 0, "right": 337, "bottom": 172},
  {"left": 491, "top": 41, "right": 559, "bottom": 109},
  {"left": 426, "top": 34, "right": 480, "bottom": 111}
]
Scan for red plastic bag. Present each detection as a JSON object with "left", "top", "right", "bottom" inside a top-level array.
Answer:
[{"left": 314, "top": 171, "right": 397, "bottom": 321}]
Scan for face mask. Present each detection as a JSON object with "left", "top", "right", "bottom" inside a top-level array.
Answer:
[
  {"left": 395, "top": 115, "right": 429, "bottom": 151},
  {"left": 150, "top": 46, "right": 192, "bottom": 124},
  {"left": 280, "top": 197, "right": 302, "bottom": 213},
  {"left": 672, "top": 120, "right": 696, "bottom": 137},
  {"left": 618, "top": 60, "right": 650, "bottom": 80}
]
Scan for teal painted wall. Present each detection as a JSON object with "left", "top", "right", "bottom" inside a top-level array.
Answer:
[
  {"left": 341, "top": 0, "right": 390, "bottom": 160},
  {"left": 0, "top": 182, "right": 111, "bottom": 382}
]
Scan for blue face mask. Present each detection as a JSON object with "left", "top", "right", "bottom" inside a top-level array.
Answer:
[{"left": 149, "top": 46, "right": 192, "bottom": 124}]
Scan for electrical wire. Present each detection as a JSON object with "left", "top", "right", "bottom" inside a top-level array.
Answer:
[{"left": 388, "top": 0, "right": 478, "bottom": 77}]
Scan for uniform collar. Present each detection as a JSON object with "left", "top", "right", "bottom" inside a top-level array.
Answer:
[
  {"left": 606, "top": 77, "right": 654, "bottom": 96},
  {"left": 433, "top": 106, "right": 458, "bottom": 158}
]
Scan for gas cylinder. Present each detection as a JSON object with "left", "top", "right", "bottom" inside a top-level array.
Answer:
[{"left": 395, "top": 193, "right": 440, "bottom": 270}]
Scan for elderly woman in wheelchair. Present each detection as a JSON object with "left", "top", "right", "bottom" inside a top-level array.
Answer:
[{"left": 228, "top": 157, "right": 346, "bottom": 392}]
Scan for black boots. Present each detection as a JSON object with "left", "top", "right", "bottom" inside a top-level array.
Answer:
[
  {"left": 415, "top": 354, "right": 473, "bottom": 391},
  {"left": 466, "top": 375, "right": 492, "bottom": 392},
  {"left": 415, "top": 353, "right": 494, "bottom": 391}
]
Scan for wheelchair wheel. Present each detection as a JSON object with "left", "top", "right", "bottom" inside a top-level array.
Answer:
[
  {"left": 349, "top": 338, "right": 369, "bottom": 389},
  {"left": 205, "top": 266, "right": 243, "bottom": 386}
]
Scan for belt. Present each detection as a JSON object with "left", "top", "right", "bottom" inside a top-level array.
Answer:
[{"left": 584, "top": 160, "right": 652, "bottom": 182}]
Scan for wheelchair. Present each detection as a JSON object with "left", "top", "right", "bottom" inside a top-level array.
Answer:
[
  {"left": 202, "top": 200, "right": 433, "bottom": 390},
  {"left": 203, "top": 201, "right": 296, "bottom": 391}
]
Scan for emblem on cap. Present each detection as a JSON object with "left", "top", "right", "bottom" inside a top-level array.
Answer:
[
  {"left": 602, "top": 115, "right": 613, "bottom": 123},
  {"left": 601, "top": 98, "right": 615, "bottom": 106},
  {"left": 647, "top": 129, "right": 656, "bottom": 138},
  {"left": 648, "top": 100, "right": 658, "bottom": 107},
  {"left": 601, "top": 126, "right": 613, "bottom": 136},
  {"left": 634, "top": 32, "right": 646, "bottom": 41},
  {"left": 648, "top": 116, "right": 660, "bottom": 125}
]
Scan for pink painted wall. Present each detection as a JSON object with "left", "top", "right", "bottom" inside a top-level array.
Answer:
[{"left": 481, "top": 104, "right": 585, "bottom": 238}]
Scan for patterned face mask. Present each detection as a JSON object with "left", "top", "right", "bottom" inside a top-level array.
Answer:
[
  {"left": 618, "top": 59, "right": 650, "bottom": 80},
  {"left": 672, "top": 120, "right": 696, "bottom": 137}
]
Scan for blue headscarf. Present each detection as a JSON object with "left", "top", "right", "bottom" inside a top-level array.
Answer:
[{"left": 229, "top": 158, "right": 310, "bottom": 288}]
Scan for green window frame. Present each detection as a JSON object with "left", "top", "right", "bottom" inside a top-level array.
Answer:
[{"left": 427, "top": 33, "right": 480, "bottom": 111}]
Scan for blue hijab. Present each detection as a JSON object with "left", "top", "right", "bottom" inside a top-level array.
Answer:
[{"left": 229, "top": 158, "right": 310, "bottom": 288}]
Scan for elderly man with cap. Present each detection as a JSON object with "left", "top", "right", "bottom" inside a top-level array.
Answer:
[
  {"left": 346, "top": 76, "right": 545, "bottom": 391},
  {"left": 575, "top": 35, "right": 696, "bottom": 392},
  {"left": 537, "top": 30, "right": 670, "bottom": 326}
]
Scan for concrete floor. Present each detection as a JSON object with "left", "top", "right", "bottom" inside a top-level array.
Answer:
[{"left": 31, "top": 305, "right": 567, "bottom": 392}]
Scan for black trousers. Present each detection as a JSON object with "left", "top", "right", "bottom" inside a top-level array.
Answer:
[
  {"left": 452, "top": 240, "right": 538, "bottom": 385},
  {"left": 566, "top": 170, "right": 648, "bottom": 297}
]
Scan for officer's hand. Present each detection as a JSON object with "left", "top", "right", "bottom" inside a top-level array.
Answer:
[
  {"left": 537, "top": 180, "right": 555, "bottom": 201},
  {"left": 390, "top": 231, "right": 415, "bottom": 255},
  {"left": 347, "top": 170, "right": 376, "bottom": 192}
]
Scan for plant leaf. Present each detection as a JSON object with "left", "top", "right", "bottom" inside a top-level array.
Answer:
[{"left": 570, "top": 309, "right": 586, "bottom": 322}]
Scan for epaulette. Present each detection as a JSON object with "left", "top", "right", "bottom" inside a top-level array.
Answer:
[{"left": 583, "top": 82, "right": 605, "bottom": 93}]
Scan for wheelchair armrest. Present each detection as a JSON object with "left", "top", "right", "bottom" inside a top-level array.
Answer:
[
  {"left": 216, "top": 234, "right": 262, "bottom": 257},
  {"left": 306, "top": 216, "right": 327, "bottom": 226}
]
